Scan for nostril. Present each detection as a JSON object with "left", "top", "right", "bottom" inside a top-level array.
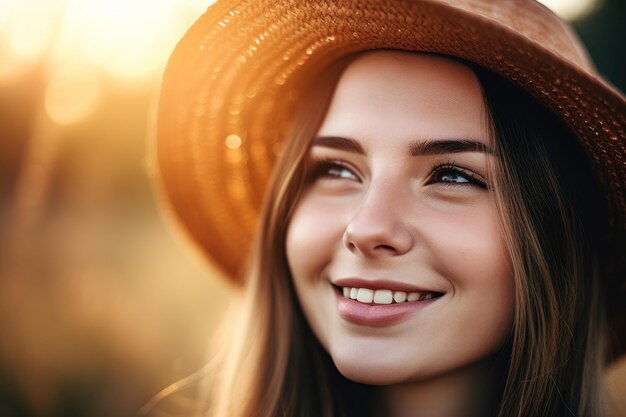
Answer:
[{"left": 374, "top": 244, "right": 397, "bottom": 253}]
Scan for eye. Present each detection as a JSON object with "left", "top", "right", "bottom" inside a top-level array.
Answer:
[
  {"left": 307, "top": 158, "right": 360, "bottom": 182},
  {"left": 428, "top": 163, "right": 487, "bottom": 189}
]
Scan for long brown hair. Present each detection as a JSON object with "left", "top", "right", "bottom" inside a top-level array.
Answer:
[
  {"left": 201, "top": 53, "right": 610, "bottom": 417},
  {"left": 474, "top": 64, "right": 609, "bottom": 416}
]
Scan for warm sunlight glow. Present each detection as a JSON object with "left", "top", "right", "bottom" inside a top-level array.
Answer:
[
  {"left": 537, "top": 0, "right": 601, "bottom": 21},
  {"left": 0, "top": 0, "right": 18, "bottom": 27},
  {"left": 0, "top": 0, "right": 47, "bottom": 82},
  {"left": 0, "top": 48, "right": 28, "bottom": 83},
  {"left": 0, "top": 0, "right": 603, "bottom": 86},
  {"left": 45, "top": 66, "right": 100, "bottom": 125},
  {"left": 61, "top": 0, "right": 177, "bottom": 82},
  {"left": 4, "top": 0, "right": 59, "bottom": 61},
  {"left": 0, "top": 0, "right": 216, "bottom": 84}
]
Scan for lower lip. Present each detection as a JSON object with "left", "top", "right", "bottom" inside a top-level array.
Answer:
[{"left": 334, "top": 289, "right": 437, "bottom": 327}]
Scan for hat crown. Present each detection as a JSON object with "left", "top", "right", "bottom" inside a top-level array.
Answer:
[{"left": 426, "top": 0, "right": 593, "bottom": 70}]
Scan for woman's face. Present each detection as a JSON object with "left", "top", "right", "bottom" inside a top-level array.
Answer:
[{"left": 286, "top": 51, "right": 514, "bottom": 385}]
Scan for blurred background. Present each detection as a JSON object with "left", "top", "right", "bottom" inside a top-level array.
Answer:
[{"left": 0, "top": 0, "right": 624, "bottom": 416}]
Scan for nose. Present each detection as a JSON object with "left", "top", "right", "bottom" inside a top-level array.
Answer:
[{"left": 343, "top": 183, "right": 414, "bottom": 258}]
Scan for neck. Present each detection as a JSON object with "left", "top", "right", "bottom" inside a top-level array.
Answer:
[{"left": 379, "top": 355, "right": 506, "bottom": 417}]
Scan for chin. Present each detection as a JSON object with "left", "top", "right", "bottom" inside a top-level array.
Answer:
[{"left": 331, "top": 353, "right": 415, "bottom": 386}]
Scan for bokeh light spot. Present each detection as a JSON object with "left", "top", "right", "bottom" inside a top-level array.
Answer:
[
  {"left": 225, "top": 134, "right": 242, "bottom": 150},
  {"left": 5, "top": 0, "right": 59, "bottom": 61},
  {"left": 537, "top": 0, "right": 601, "bottom": 21},
  {"left": 45, "top": 66, "right": 100, "bottom": 125}
]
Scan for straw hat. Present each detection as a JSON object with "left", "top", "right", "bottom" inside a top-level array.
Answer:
[{"left": 154, "top": 0, "right": 625, "bottom": 355}]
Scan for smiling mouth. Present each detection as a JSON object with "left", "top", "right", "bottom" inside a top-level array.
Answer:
[{"left": 332, "top": 284, "right": 444, "bottom": 305}]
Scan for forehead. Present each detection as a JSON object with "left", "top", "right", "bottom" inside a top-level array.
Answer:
[{"left": 316, "top": 51, "right": 489, "bottom": 143}]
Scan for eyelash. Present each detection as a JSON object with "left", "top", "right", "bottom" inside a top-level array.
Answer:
[
  {"left": 306, "top": 156, "right": 360, "bottom": 182},
  {"left": 428, "top": 161, "right": 488, "bottom": 189},
  {"left": 306, "top": 157, "right": 487, "bottom": 189}
]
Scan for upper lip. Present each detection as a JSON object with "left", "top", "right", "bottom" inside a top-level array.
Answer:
[{"left": 332, "top": 277, "right": 443, "bottom": 293}]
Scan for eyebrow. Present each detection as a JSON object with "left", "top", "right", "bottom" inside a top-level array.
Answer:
[
  {"left": 409, "top": 139, "right": 495, "bottom": 155},
  {"left": 312, "top": 136, "right": 495, "bottom": 156},
  {"left": 312, "top": 136, "right": 366, "bottom": 154}
]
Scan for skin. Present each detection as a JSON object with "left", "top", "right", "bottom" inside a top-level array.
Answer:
[{"left": 285, "top": 51, "right": 515, "bottom": 416}]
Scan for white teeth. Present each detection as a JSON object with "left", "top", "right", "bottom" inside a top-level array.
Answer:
[
  {"left": 373, "top": 289, "right": 393, "bottom": 305},
  {"left": 350, "top": 288, "right": 358, "bottom": 299},
  {"left": 407, "top": 292, "right": 420, "bottom": 302},
  {"left": 393, "top": 291, "right": 407, "bottom": 303},
  {"left": 340, "top": 287, "right": 439, "bottom": 304},
  {"left": 356, "top": 288, "right": 374, "bottom": 303}
]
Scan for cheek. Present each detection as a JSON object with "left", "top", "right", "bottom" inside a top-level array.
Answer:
[
  {"left": 421, "top": 204, "right": 515, "bottom": 337},
  {"left": 417, "top": 196, "right": 511, "bottom": 279},
  {"left": 429, "top": 211, "right": 511, "bottom": 285},
  {"left": 286, "top": 196, "right": 345, "bottom": 350},
  {"left": 286, "top": 196, "right": 344, "bottom": 281}
]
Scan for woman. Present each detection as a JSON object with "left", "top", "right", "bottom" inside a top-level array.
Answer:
[{"left": 153, "top": 1, "right": 625, "bottom": 416}]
